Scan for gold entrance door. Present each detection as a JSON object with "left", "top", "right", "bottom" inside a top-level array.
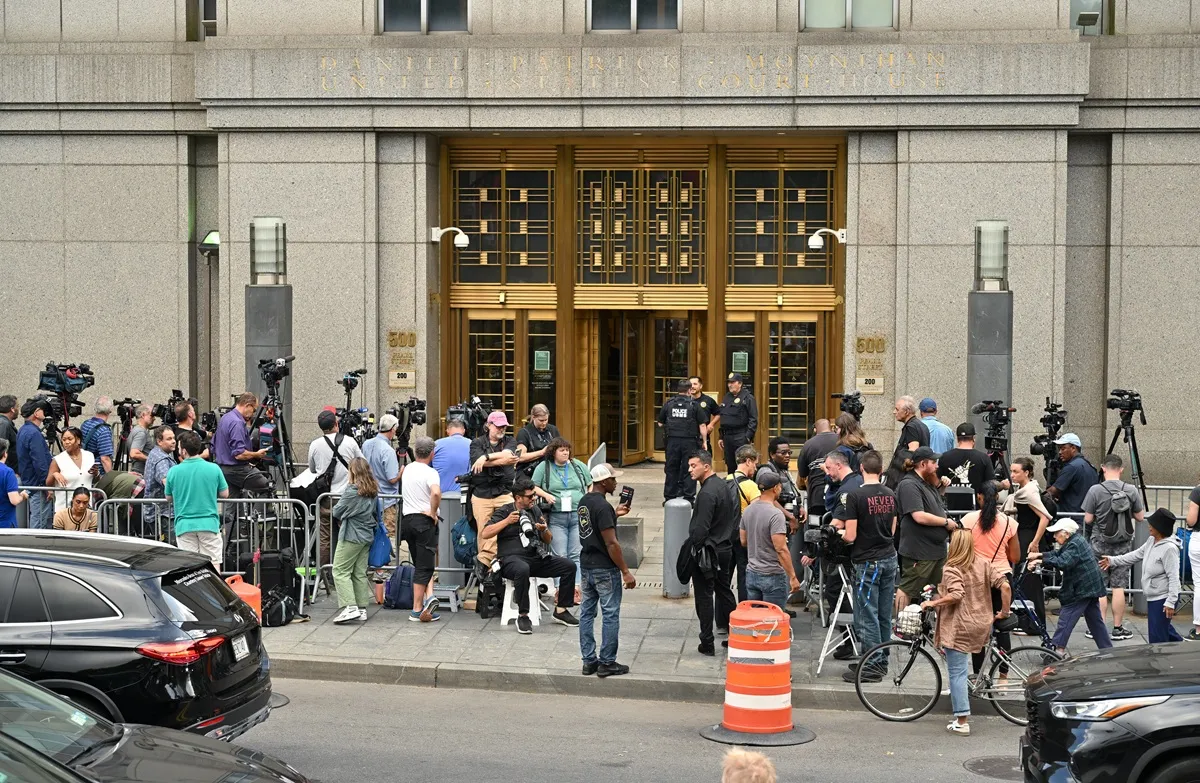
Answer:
[{"left": 622, "top": 314, "right": 650, "bottom": 464}]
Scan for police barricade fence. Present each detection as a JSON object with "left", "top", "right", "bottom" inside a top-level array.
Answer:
[
  {"left": 14, "top": 485, "right": 108, "bottom": 529},
  {"left": 1144, "top": 485, "right": 1194, "bottom": 518}
]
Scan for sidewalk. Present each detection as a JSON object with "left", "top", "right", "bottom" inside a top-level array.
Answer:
[{"left": 263, "top": 465, "right": 1196, "bottom": 707}]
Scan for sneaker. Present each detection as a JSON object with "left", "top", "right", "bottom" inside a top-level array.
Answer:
[
  {"left": 553, "top": 609, "right": 580, "bottom": 627},
  {"left": 845, "top": 667, "right": 883, "bottom": 684},
  {"left": 358, "top": 607, "right": 368, "bottom": 623},
  {"left": 420, "top": 596, "right": 440, "bottom": 622},
  {"left": 516, "top": 615, "right": 534, "bottom": 634},
  {"left": 698, "top": 643, "right": 715, "bottom": 656},
  {"left": 1186, "top": 629, "right": 1200, "bottom": 642},
  {"left": 597, "top": 662, "right": 631, "bottom": 678},
  {"left": 1112, "top": 625, "right": 1134, "bottom": 640},
  {"left": 1012, "top": 627, "right": 1031, "bottom": 636},
  {"left": 408, "top": 610, "right": 424, "bottom": 623},
  {"left": 427, "top": 612, "right": 442, "bottom": 623},
  {"left": 582, "top": 661, "right": 600, "bottom": 676},
  {"left": 833, "top": 644, "right": 857, "bottom": 661},
  {"left": 946, "top": 721, "right": 971, "bottom": 736},
  {"left": 333, "top": 606, "right": 361, "bottom": 624},
  {"left": 716, "top": 626, "right": 730, "bottom": 637},
  {"left": 721, "top": 640, "right": 729, "bottom": 648}
]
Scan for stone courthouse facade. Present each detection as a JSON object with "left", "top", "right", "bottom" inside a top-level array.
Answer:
[{"left": 1, "top": 0, "right": 1198, "bottom": 480}]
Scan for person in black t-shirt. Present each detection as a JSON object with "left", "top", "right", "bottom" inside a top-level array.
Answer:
[
  {"left": 515, "top": 404, "right": 560, "bottom": 479},
  {"left": 840, "top": 450, "right": 898, "bottom": 682},
  {"left": 937, "top": 422, "right": 992, "bottom": 501},
  {"left": 798, "top": 420, "right": 838, "bottom": 522},
  {"left": 578, "top": 463, "right": 636, "bottom": 677},
  {"left": 893, "top": 396, "right": 930, "bottom": 453},
  {"left": 481, "top": 475, "right": 577, "bottom": 635},
  {"left": 469, "top": 411, "right": 521, "bottom": 568}
]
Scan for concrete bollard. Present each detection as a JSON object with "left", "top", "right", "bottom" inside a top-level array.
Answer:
[
  {"left": 438, "top": 492, "right": 464, "bottom": 589},
  {"left": 663, "top": 498, "right": 692, "bottom": 599},
  {"left": 1131, "top": 517, "right": 1149, "bottom": 617}
]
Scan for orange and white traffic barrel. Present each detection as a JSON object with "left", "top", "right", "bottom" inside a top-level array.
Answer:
[{"left": 700, "top": 601, "right": 816, "bottom": 747}]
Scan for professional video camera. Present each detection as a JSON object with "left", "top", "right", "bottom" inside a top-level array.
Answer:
[
  {"left": 335, "top": 369, "right": 378, "bottom": 445},
  {"left": 1106, "top": 389, "right": 1146, "bottom": 424},
  {"left": 151, "top": 390, "right": 197, "bottom": 425},
  {"left": 1030, "top": 398, "right": 1068, "bottom": 484},
  {"left": 831, "top": 390, "right": 865, "bottom": 421},
  {"left": 387, "top": 397, "right": 428, "bottom": 457},
  {"left": 803, "top": 522, "right": 853, "bottom": 566},
  {"left": 113, "top": 398, "right": 141, "bottom": 424},
  {"left": 971, "top": 399, "right": 1016, "bottom": 480},
  {"left": 258, "top": 355, "right": 294, "bottom": 387},
  {"left": 446, "top": 395, "right": 492, "bottom": 439},
  {"left": 112, "top": 398, "right": 142, "bottom": 469},
  {"left": 199, "top": 409, "right": 221, "bottom": 435},
  {"left": 36, "top": 362, "right": 94, "bottom": 425}
]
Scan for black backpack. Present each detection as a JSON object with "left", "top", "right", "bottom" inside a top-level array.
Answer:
[
  {"left": 300, "top": 434, "right": 348, "bottom": 506},
  {"left": 1098, "top": 484, "right": 1135, "bottom": 544},
  {"left": 726, "top": 472, "right": 754, "bottom": 528}
]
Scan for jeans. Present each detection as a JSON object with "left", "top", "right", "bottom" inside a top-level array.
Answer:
[
  {"left": 1053, "top": 598, "right": 1113, "bottom": 650},
  {"left": 499, "top": 554, "right": 576, "bottom": 614},
  {"left": 746, "top": 569, "right": 789, "bottom": 612},
  {"left": 548, "top": 511, "right": 582, "bottom": 585},
  {"left": 580, "top": 567, "right": 624, "bottom": 664},
  {"left": 732, "top": 540, "right": 749, "bottom": 603},
  {"left": 853, "top": 556, "right": 898, "bottom": 668},
  {"left": 332, "top": 539, "right": 371, "bottom": 609},
  {"left": 693, "top": 547, "right": 736, "bottom": 646},
  {"left": 944, "top": 648, "right": 971, "bottom": 717},
  {"left": 1147, "top": 598, "right": 1184, "bottom": 643},
  {"left": 26, "top": 490, "right": 54, "bottom": 530}
]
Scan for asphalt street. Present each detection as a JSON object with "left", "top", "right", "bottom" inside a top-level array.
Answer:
[{"left": 240, "top": 679, "right": 1025, "bottom": 783}]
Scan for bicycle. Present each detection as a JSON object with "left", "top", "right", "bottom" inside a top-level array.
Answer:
[{"left": 853, "top": 578, "right": 1064, "bottom": 726}]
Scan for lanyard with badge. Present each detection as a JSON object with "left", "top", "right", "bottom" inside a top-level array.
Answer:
[{"left": 557, "top": 463, "right": 573, "bottom": 512}]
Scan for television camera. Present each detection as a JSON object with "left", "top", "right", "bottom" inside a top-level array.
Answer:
[
  {"left": 1030, "top": 398, "right": 1068, "bottom": 484},
  {"left": 446, "top": 395, "right": 492, "bottom": 439},
  {"left": 831, "top": 390, "right": 864, "bottom": 421},
  {"left": 971, "top": 399, "right": 1016, "bottom": 480}
]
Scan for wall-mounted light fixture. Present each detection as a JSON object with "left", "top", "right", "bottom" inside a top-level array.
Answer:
[{"left": 975, "top": 220, "right": 1009, "bottom": 292}]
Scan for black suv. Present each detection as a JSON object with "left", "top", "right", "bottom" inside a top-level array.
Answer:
[
  {"left": 1022, "top": 643, "right": 1200, "bottom": 783},
  {"left": 0, "top": 530, "right": 272, "bottom": 741}
]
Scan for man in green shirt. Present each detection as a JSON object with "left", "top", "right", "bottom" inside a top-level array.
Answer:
[{"left": 165, "top": 432, "right": 229, "bottom": 569}]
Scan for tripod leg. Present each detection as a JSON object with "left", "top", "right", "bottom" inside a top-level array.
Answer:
[
  {"left": 1126, "top": 428, "right": 1148, "bottom": 508},
  {"left": 1105, "top": 426, "right": 1122, "bottom": 458}
]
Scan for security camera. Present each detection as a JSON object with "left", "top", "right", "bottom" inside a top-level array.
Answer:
[
  {"left": 453, "top": 233, "right": 470, "bottom": 249},
  {"left": 807, "top": 234, "right": 824, "bottom": 251}
]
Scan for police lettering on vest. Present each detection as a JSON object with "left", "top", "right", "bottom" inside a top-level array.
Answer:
[{"left": 663, "top": 396, "right": 701, "bottom": 440}]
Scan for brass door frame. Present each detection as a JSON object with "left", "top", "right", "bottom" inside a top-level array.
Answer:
[
  {"left": 454, "top": 309, "right": 558, "bottom": 430},
  {"left": 621, "top": 312, "right": 651, "bottom": 464}
]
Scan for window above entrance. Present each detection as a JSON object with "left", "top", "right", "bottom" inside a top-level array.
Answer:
[
  {"left": 800, "top": 0, "right": 897, "bottom": 30},
  {"left": 453, "top": 169, "right": 555, "bottom": 285},
  {"left": 381, "top": 0, "right": 469, "bottom": 33},
  {"left": 588, "top": 0, "right": 680, "bottom": 32}
]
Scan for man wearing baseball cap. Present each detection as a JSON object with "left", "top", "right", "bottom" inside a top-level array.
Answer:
[
  {"left": 578, "top": 463, "right": 636, "bottom": 677},
  {"left": 918, "top": 398, "right": 955, "bottom": 454},
  {"left": 468, "top": 410, "right": 520, "bottom": 569},
  {"left": 1029, "top": 518, "right": 1113, "bottom": 654},
  {"left": 937, "top": 422, "right": 992, "bottom": 496},
  {"left": 717, "top": 373, "right": 758, "bottom": 475},
  {"left": 362, "top": 413, "right": 402, "bottom": 545},
  {"left": 1046, "top": 433, "right": 1098, "bottom": 514}
]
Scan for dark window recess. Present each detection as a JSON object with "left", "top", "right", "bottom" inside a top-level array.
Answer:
[
  {"left": 160, "top": 568, "right": 239, "bottom": 624},
  {"left": 383, "top": 0, "right": 421, "bottom": 31},
  {"left": 36, "top": 572, "right": 117, "bottom": 622},
  {"left": 0, "top": 566, "right": 18, "bottom": 621},
  {"left": 636, "top": 0, "right": 678, "bottom": 29},
  {"left": 592, "top": 0, "right": 632, "bottom": 29},
  {"left": 428, "top": 0, "right": 468, "bottom": 31},
  {"left": 8, "top": 569, "right": 49, "bottom": 624}
]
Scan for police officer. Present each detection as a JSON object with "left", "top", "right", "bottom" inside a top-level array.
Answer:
[
  {"left": 718, "top": 373, "right": 758, "bottom": 475},
  {"left": 657, "top": 379, "right": 705, "bottom": 503},
  {"left": 689, "top": 376, "right": 720, "bottom": 454}
]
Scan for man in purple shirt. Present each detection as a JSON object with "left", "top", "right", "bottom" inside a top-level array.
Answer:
[{"left": 214, "top": 392, "right": 270, "bottom": 496}]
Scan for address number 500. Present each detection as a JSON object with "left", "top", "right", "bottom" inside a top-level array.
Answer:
[{"left": 856, "top": 337, "right": 886, "bottom": 353}]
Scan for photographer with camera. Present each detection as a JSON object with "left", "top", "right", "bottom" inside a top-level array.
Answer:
[
  {"left": 895, "top": 447, "right": 954, "bottom": 612},
  {"left": 515, "top": 404, "right": 560, "bottom": 479},
  {"left": 469, "top": 411, "right": 521, "bottom": 569},
  {"left": 171, "top": 399, "right": 209, "bottom": 460},
  {"left": 127, "top": 404, "right": 154, "bottom": 474},
  {"left": 213, "top": 393, "right": 270, "bottom": 497},
  {"left": 1045, "top": 433, "right": 1097, "bottom": 514},
  {"left": 893, "top": 396, "right": 929, "bottom": 453},
  {"left": 16, "top": 399, "right": 54, "bottom": 529},
  {"left": 1082, "top": 454, "right": 1145, "bottom": 641},
  {"left": 363, "top": 414, "right": 402, "bottom": 545},
  {"left": 0, "top": 396, "right": 19, "bottom": 471},
  {"left": 758, "top": 437, "right": 802, "bottom": 531},
  {"left": 481, "top": 475, "right": 578, "bottom": 635},
  {"left": 837, "top": 450, "right": 898, "bottom": 683},
  {"left": 79, "top": 397, "right": 115, "bottom": 477},
  {"left": 434, "top": 418, "right": 471, "bottom": 494}
]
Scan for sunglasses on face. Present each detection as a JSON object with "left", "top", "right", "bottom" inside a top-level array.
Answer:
[{"left": 519, "top": 493, "right": 535, "bottom": 501}]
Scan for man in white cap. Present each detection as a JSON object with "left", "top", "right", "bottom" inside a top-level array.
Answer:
[
  {"left": 1046, "top": 433, "right": 1097, "bottom": 514},
  {"left": 363, "top": 413, "right": 402, "bottom": 545},
  {"left": 469, "top": 410, "right": 520, "bottom": 569},
  {"left": 578, "top": 463, "right": 636, "bottom": 677}
]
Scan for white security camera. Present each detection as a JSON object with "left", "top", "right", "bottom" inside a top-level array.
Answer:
[
  {"left": 431, "top": 226, "right": 470, "bottom": 248},
  {"left": 807, "top": 228, "right": 847, "bottom": 251},
  {"left": 453, "top": 233, "right": 470, "bottom": 249},
  {"left": 807, "top": 234, "right": 824, "bottom": 251}
]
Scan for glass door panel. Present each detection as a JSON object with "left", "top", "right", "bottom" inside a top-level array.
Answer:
[
  {"left": 726, "top": 320, "right": 757, "bottom": 386},
  {"left": 653, "top": 317, "right": 691, "bottom": 452},
  {"left": 622, "top": 314, "right": 649, "bottom": 463},
  {"left": 528, "top": 319, "right": 556, "bottom": 422},
  {"left": 468, "top": 318, "right": 516, "bottom": 419},
  {"left": 767, "top": 320, "right": 818, "bottom": 446}
]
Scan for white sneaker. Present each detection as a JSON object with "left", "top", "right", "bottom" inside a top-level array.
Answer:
[
  {"left": 946, "top": 721, "right": 970, "bottom": 736},
  {"left": 333, "top": 606, "right": 362, "bottom": 624}
]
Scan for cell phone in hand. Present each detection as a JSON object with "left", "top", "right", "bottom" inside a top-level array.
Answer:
[{"left": 619, "top": 486, "right": 635, "bottom": 509}]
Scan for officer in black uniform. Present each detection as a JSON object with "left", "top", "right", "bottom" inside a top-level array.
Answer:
[
  {"left": 718, "top": 372, "right": 759, "bottom": 475},
  {"left": 657, "top": 379, "right": 705, "bottom": 503},
  {"left": 689, "top": 376, "right": 720, "bottom": 454}
]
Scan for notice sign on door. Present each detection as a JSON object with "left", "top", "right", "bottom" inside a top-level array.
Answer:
[
  {"left": 534, "top": 350, "right": 551, "bottom": 372},
  {"left": 732, "top": 352, "right": 749, "bottom": 373}
]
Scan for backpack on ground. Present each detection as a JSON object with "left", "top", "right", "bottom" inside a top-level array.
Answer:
[
  {"left": 451, "top": 515, "right": 477, "bottom": 566},
  {"left": 261, "top": 584, "right": 298, "bottom": 627},
  {"left": 383, "top": 561, "right": 415, "bottom": 610},
  {"left": 1098, "top": 484, "right": 1135, "bottom": 544}
]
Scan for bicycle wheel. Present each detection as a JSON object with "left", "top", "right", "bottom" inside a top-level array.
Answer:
[
  {"left": 986, "top": 645, "right": 1064, "bottom": 726},
  {"left": 855, "top": 640, "right": 942, "bottom": 722}
]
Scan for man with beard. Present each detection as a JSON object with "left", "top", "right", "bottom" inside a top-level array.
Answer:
[{"left": 895, "top": 447, "right": 955, "bottom": 610}]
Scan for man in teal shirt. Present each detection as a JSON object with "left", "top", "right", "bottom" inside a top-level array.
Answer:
[{"left": 166, "top": 432, "right": 229, "bottom": 569}]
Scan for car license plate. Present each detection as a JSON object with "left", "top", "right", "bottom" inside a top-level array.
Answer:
[{"left": 232, "top": 634, "right": 250, "bottom": 662}]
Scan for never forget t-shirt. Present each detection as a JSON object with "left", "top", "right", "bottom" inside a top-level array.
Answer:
[
  {"left": 845, "top": 483, "right": 897, "bottom": 563},
  {"left": 897, "top": 475, "right": 949, "bottom": 561},
  {"left": 937, "top": 448, "right": 991, "bottom": 494},
  {"left": 898, "top": 417, "right": 930, "bottom": 451},
  {"left": 165, "top": 457, "right": 227, "bottom": 535},
  {"left": 741, "top": 501, "right": 788, "bottom": 575},
  {"left": 579, "top": 491, "right": 619, "bottom": 570}
]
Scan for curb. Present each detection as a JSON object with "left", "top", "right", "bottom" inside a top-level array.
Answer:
[{"left": 267, "top": 655, "right": 869, "bottom": 711}]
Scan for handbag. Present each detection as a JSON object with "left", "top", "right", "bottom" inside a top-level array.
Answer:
[
  {"left": 368, "top": 521, "right": 392, "bottom": 569},
  {"left": 300, "top": 434, "right": 349, "bottom": 506}
]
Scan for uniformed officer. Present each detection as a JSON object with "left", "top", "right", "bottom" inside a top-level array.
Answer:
[
  {"left": 718, "top": 372, "right": 759, "bottom": 474},
  {"left": 657, "top": 379, "right": 705, "bottom": 503},
  {"left": 689, "top": 376, "right": 720, "bottom": 454}
]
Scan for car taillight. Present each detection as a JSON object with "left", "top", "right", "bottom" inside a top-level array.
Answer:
[{"left": 136, "top": 636, "right": 226, "bottom": 665}]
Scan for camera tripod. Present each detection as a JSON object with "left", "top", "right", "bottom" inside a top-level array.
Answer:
[
  {"left": 1106, "top": 412, "right": 1148, "bottom": 509},
  {"left": 249, "top": 383, "right": 297, "bottom": 493},
  {"left": 816, "top": 561, "right": 860, "bottom": 676}
]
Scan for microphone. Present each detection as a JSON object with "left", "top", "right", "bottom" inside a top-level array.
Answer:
[{"left": 970, "top": 402, "right": 990, "bottom": 415}]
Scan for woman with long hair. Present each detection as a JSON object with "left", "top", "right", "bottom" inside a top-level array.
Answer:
[
  {"left": 921, "top": 528, "right": 1012, "bottom": 736},
  {"left": 331, "top": 457, "right": 380, "bottom": 625},
  {"left": 1003, "top": 457, "right": 1054, "bottom": 632},
  {"left": 46, "top": 427, "right": 95, "bottom": 513},
  {"left": 961, "top": 481, "right": 1019, "bottom": 673},
  {"left": 531, "top": 436, "right": 591, "bottom": 602},
  {"left": 834, "top": 413, "right": 872, "bottom": 470}
]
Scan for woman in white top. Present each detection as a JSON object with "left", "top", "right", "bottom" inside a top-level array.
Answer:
[{"left": 46, "top": 427, "right": 95, "bottom": 513}]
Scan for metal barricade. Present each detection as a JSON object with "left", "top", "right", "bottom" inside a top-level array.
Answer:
[
  {"left": 1144, "top": 485, "right": 1194, "bottom": 518},
  {"left": 94, "top": 497, "right": 172, "bottom": 539},
  {"left": 14, "top": 486, "right": 108, "bottom": 529}
]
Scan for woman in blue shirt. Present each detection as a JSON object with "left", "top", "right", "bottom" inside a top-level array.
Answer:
[{"left": 532, "top": 437, "right": 592, "bottom": 600}]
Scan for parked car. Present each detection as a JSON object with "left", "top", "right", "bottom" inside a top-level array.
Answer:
[
  {"left": 1021, "top": 642, "right": 1200, "bottom": 783},
  {"left": 0, "top": 667, "right": 311, "bottom": 783},
  {"left": 0, "top": 529, "right": 271, "bottom": 740}
]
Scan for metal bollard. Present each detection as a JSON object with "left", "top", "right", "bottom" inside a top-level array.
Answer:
[
  {"left": 663, "top": 498, "right": 692, "bottom": 599},
  {"left": 1131, "top": 517, "right": 1150, "bottom": 616},
  {"left": 438, "top": 493, "right": 463, "bottom": 589}
]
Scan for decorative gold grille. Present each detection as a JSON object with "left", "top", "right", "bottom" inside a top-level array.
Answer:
[
  {"left": 727, "top": 168, "right": 834, "bottom": 286},
  {"left": 645, "top": 170, "right": 706, "bottom": 285},
  {"left": 468, "top": 318, "right": 516, "bottom": 417},
  {"left": 767, "top": 321, "right": 818, "bottom": 444},
  {"left": 578, "top": 170, "right": 637, "bottom": 285},
  {"left": 454, "top": 169, "right": 554, "bottom": 284}
]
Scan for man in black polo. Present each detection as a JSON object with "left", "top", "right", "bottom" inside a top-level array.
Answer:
[
  {"left": 658, "top": 379, "right": 704, "bottom": 504},
  {"left": 689, "top": 376, "right": 720, "bottom": 454},
  {"left": 718, "top": 373, "right": 758, "bottom": 475},
  {"left": 893, "top": 396, "right": 929, "bottom": 453},
  {"left": 1047, "top": 433, "right": 1098, "bottom": 514},
  {"left": 687, "top": 450, "right": 738, "bottom": 656},
  {"left": 798, "top": 419, "right": 838, "bottom": 524}
]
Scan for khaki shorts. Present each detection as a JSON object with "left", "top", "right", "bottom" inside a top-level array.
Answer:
[
  {"left": 898, "top": 557, "right": 945, "bottom": 602},
  {"left": 177, "top": 530, "right": 223, "bottom": 570}
]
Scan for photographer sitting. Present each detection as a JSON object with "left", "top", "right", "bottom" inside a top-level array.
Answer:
[
  {"left": 469, "top": 411, "right": 520, "bottom": 570},
  {"left": 481, "top": 475, "right": 578, "bottom": 635}
]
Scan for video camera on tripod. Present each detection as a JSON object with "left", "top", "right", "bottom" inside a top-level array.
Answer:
[
  {"left": 249, "top": 356, "right": 297, "bottom": 485},
  {"left": 1107, "top": 389, "right": 1146, "bottom": 424},
  {"left": 151, "top": 390, "right": 197, "bottom": 425},
  {"left": 1030, "top": 398, "right": 1068, "bottom": 485},
  {"left": 831, "top": 390, "right": 865, "bottom": 421},
  {"left": 446, "top": 395, "right": 492, "bottom": 439},
  {"left": 112, "top": 397, "right": 142, "bottom": 469},
  {"left": 336, "top": 369, "right": 377, "bottom": 445},
  {"left": 971, "top": 399, "right": 1016, "bottom": 480},
  {"left": 258, "top": 355, "right": 294, "bottom": 387},
  {"left": 387, "top": 397, "right": 428, "bottom": 457}
]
